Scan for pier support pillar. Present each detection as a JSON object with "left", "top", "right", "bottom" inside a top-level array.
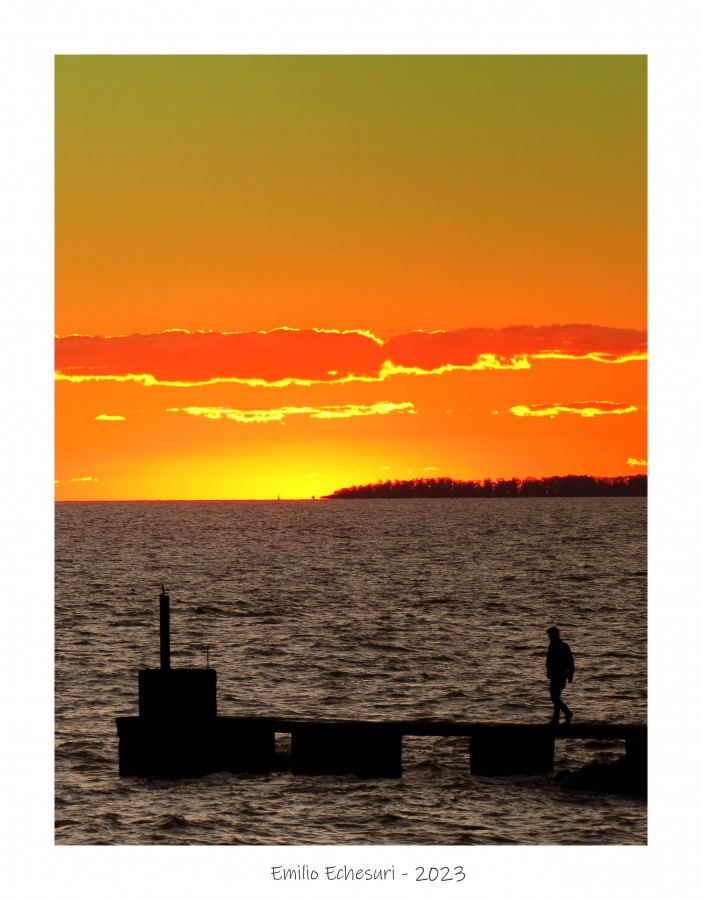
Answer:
[
  {"left": 216, "top": 719, "right": 277, "bottom": 773},
  {"left": 625, "top": 734, "right": 647, "bottom": 776},
  {"left": 291, "top": 724, "right": 402, "bottom": 778},
  {"left": 117, "top": 717, "right": 221, "bottom": 778},
  {"left": 470, "top": 726, "right": 554, "bottom": 775},
  {"left": 117, "top": 717, "right": 277, "bottom": 777}
]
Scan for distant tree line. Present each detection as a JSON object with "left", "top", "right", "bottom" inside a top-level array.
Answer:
[{"left": 323, "top": 474, "right": 647, "bottom": 499}]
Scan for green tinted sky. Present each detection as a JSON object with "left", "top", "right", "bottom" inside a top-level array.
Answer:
[{"left": 56, "top": 55, "right": 646, "bottom": 335}]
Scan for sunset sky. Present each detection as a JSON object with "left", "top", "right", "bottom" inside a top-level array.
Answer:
[{"left": 55, "top": 55, "right": 646, "bottom": 500}]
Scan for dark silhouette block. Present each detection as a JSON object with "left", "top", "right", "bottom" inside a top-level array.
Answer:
[
  {"left": 118, "top": 667, "right": 217, "bottom": 778},
  {"left": 138, "top": 668, "right": 217, "bottom": 719},
  {"left": 470, "top": 726, "right": 555, "bottom": 775},
  {"left": 291, "top": 724, "right": 402, "bottom": 778},
  {"left": 117, "top": 716, "right": 276, "bottom": 777},
  {"left": 119, "top": 667, "right": 223, "bottom": 777},
  {"left": 117, "top": 699, "right": 277, "bottom": 776},
  {"left": 625, "top": 734, "right": 647, "bottom": 771},
  {"left": 117, "top": 589, "right": 276, "bottom": 777},
  {"left": 118, "top": 716, "right": 217, "bottom": 778},
  {"left": 215, "top": 719, "right": 277, "bottom": 773}
]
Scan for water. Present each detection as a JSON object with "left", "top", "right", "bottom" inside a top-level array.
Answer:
[{"left": 55, "top": 498, "right": 646, "bottom": 845}]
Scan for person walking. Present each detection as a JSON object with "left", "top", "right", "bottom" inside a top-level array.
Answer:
[{"left": 546, "top": 626, "right": 574, "bottom": 724}]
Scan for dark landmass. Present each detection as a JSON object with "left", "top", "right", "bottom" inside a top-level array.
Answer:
[{"left": 323, "top": 474, "right": 647, "bottom": 499}]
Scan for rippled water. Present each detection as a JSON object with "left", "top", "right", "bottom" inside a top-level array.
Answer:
[{"left": 55, "top": 498, "right": 646, "bottom": 844}]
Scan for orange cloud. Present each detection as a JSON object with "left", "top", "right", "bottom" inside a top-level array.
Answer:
[
  {"left": 510, "top": 401, "right": 638, "bottom": 418},
  {"left": 70, "top": 476, "right": 98, "bottom": 482},
  {"left": 377, "top": 354, "right": 531, "bottom": 379},
  {"left": 166, "top": 401, "right": 415, "bottom": 424},
  {"left": 94, "top": 414, "right": 125, "bottom": 421},
  {"left": 383, "top": 325, "right": 647, "bottom": 369},
  {"left": 54, "top": 325, "right": 646, "bottom": 388}
]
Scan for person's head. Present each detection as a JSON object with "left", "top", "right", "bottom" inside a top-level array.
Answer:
[{"left": 546, "top": 626, "right": 560, "bottom": 642}]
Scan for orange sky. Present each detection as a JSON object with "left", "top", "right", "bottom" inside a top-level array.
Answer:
[{"left": 55, "top": 56, "right": 646, "bottom": 500}]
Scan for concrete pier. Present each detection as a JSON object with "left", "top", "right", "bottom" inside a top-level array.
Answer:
[
  {"left": 117, "top": 716, "right": 276, "bottom": 777},
  {"left": 117, "top": 589, "right": 276, "bottom": 777},
  {"left": 469, "top": 726, "right": 554, "bottom": 775},
  {"left": 291, "top": 723, "right": 402, "bottom": 778},
  {"left": 118, "top": 713, "right": 646, "bottom": 781},
  {"left": 116, "top": 591, "right": 646, "bottom": 786},
  {"left": 234, "top": 718, "right": 645, "bottom": 780},
  {"left": 138, "top": 668, "right": 217, "bottom": 719}
]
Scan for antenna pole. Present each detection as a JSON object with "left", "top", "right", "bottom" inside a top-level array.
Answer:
[{"left": 159, "top": 584, "right": 171, "bottom": 670}]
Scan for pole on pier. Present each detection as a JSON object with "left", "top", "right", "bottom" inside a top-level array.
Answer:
[{"left": 159, "top": 584, "right": 171, "bottom": 670}]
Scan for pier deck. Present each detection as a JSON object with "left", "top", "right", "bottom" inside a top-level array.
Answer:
[
  {"left": 220, "top": 717, "right": 645, "bottom": 741},
  {"left": 118, "top": 713, "right": 646, "bottom": 779}
]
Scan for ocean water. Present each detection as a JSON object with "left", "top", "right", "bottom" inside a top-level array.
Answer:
[{"left": 55, "top": 498, "right": 646, "bottom": 845}]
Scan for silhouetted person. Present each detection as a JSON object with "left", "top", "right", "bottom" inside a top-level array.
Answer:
[{"left": 546, "top": 626, "right": 574, "bottom": 724}]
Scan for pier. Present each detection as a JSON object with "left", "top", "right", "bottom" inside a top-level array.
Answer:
[
  {"left": 117, "top": 714, "right": 646, "bottom": 779},
  {"left": 117, "top": 591, "right": 646, "bottom": 786}
]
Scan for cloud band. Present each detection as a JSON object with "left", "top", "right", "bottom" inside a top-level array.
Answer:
[
  {"left": 510, "top": 401, "right": 638, "bottom": 418},
  {"left": 55, "top": 325, "right": 647, "bottom": 388},
  {"left": 166, "top": 401, "right": 415, "bottom": 423}
]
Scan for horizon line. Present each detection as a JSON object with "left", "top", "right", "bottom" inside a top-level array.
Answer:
[{"left": 55, "top": 472, "right": 647, "bottom": 503}]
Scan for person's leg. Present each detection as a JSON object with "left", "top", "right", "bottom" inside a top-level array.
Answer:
[
  {"left": 555, "top": 681, "right": 572, "bottom": 721},
  {"left": 559, "top": 696, "right": 573, "bottom": 721},
  {"left": 549, "top": 680, "right": 562, "bottom": 723}
]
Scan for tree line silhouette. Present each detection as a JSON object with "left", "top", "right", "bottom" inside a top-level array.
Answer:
[{"left": 323, "top": 474, "right": 647, "bottom": 499}]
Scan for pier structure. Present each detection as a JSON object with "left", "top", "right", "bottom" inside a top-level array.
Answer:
[
  {"left": 117, "top": 587, "right": 273, "bottom": 777},
  {"left": 117, "top": 592, "right": 646, "bottom": 784}
]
